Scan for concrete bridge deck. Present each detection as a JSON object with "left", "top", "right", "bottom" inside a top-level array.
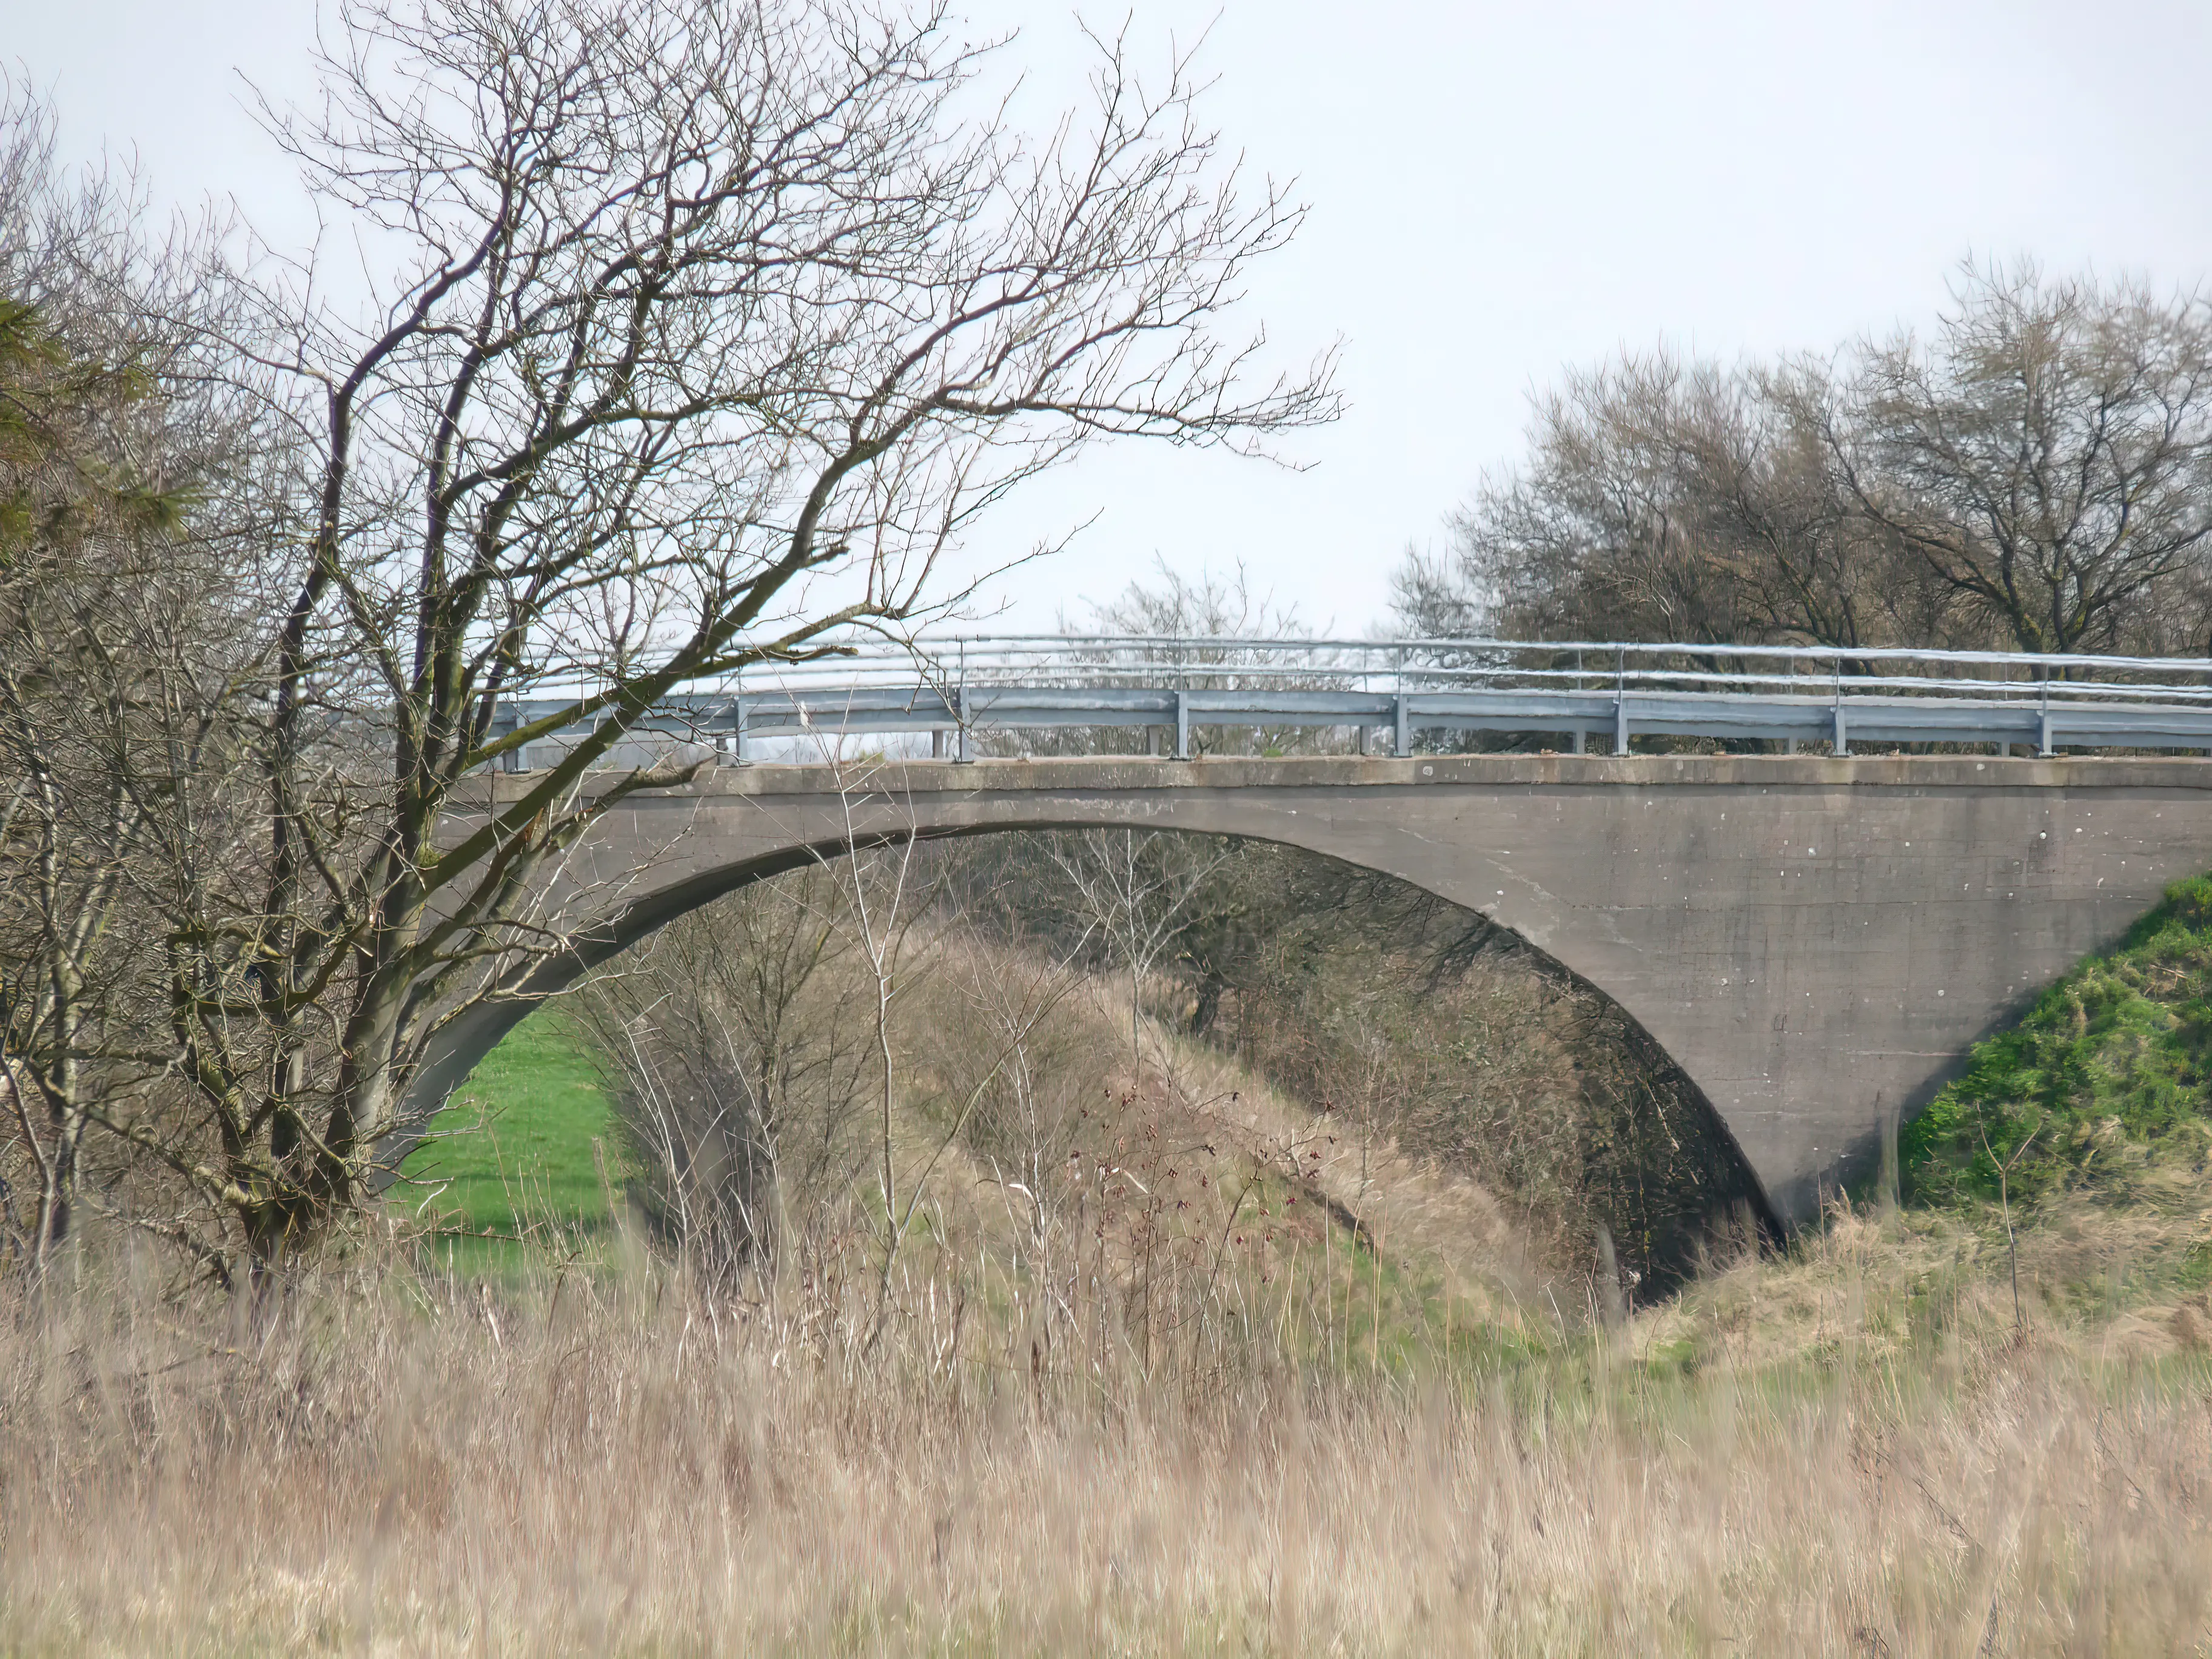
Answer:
[{"left": 419, "top": 751, "right": 2212, "bottom": 1225}]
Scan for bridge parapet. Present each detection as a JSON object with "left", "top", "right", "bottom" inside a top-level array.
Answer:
[
  {"left": 482, "top": 634, "right": 2212, "bottom": 766},
  {"left": 552, "top": 750, "right": 2212, "bottom": 796}
]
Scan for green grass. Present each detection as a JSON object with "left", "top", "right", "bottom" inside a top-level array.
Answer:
[
  {"left": 1904, "top": 871, "right": 2212, "bottom": 1210},
  {"left": 398, "top": 1008, "right": 627, "bottom": 1271}
]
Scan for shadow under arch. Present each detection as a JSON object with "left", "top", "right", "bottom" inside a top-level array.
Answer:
[{"left": 384, "top": 789, "right": 1781, "bottom": 1252}]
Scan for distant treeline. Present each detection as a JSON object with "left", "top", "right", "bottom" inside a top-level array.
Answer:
[{"left": 1396, "top": 263, "right": 2212, "bottom": 660}]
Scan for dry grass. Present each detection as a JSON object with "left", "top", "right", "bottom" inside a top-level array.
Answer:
[
  {"left": 12, "top": 921, "right": 2212, "bottom": 1652},
  {"left": 1640, "top": 1184, "right": 2212, "bottom": 1376},
  {"left": 1145, "top": 1021, "right": 1558, "bottom": 1326},
  {"left": 4, "top": 1227, "right": 2211, "bottom": 1656}
]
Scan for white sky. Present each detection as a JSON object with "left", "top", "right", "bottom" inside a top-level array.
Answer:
[{"left": 13, "top": 0, "right": 2212, "bottom": 634}]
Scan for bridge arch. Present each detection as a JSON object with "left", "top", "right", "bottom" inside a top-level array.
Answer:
[
  {"left": 405, "top": 809, "right": 1764, "bottom": 1221},
  {"left": 402, "top": 752, "right": 2212, "bottom": 1224}
]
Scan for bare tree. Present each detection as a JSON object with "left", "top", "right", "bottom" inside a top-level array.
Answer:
[
  {"left": 1831, "top": 261, "right": 2212, "bottom": 655},
  {"left": 117, "top": 0, "right": 1333, "bottom": 1266},
  {"left": 568, "top": 862, "right": 878, "bottom": 1278},
  {"left": 571, "top": 823, "right": 1093, "bottom": 1307},
  {"left": 1012, "top": 558, "right": 1348, "bottom": 759},
  {"left": 0, "top": 82, "right": 278, "bottom": 1275},
  {"left": 1041, "top": 829, "right": 1233, "bottom": 1076},
  {"left": 1402, "top": 350, "right": 1948, "bottom": 652},
  {"left": 811, "top": 762, "right": 931, "bottom": 1292},
  {"left": 1073, "top": 557, "right": 1305, "bottom": 642},
  {"left": 1403, "top": 264, "right": 2212, "bottom": 662}
]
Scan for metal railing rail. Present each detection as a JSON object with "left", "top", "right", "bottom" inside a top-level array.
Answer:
[{"left": 483, "top": 634, "right": 2212, "bottom": 768}]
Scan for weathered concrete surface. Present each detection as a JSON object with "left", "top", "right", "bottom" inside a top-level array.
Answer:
[{"left": 415, "top": 752, "right": 2212, "bottom": 1224}]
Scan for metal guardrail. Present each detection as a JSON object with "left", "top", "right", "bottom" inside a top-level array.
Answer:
[{"left": 486, "top": 635, "right": 2212, "bottom": 766}]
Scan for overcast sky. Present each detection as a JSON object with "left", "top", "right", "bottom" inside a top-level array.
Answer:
[{"left": 13, "top": 0, "right": 2212, "bottom": 633}]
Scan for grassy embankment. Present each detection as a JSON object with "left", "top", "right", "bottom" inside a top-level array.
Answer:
[
  {"left": 398, "top": 1010, "right": 627, "bottom": 1276},
  {"left": 1908, "top": 873, "right": 2212, "bottom": 1193},
  {"left": 1613, "top": 870, "right": 2212, "bottom": 1376},
  {"left": 1901, "top": 871, "right": 2212, "bottom": 1297}
]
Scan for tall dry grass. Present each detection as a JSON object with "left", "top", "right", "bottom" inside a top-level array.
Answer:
[
  {"left": 15, "top": 857, "right": 2211, "bottom": 1653},
  {"left": 3, "top": 1229, "right": 2210, "bottom": 1656}
]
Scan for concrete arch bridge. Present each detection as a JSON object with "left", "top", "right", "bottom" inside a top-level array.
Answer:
[
  {"left": 417, "top": 749, "right": 2212, "bottom": 1227},
  {"left": 403, "top": 637, "right": 2212, "bottom": 1225}
]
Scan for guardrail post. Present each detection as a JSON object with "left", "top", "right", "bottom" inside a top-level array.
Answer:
[
  {"left": 726, "top": 690, "right": 749, "bottom": 766},
  {"left": 1393, "top": 645, "right": 1412, "bottom": 757},
  {"left": 490, "top": 704, "right": 529, "bottom": 773},
  {"left": 1613, "top": 648, "right": 1629, "bottom": 754},
  {"left": 1570, "top": 728, "right": 1586, "bottom": 755},
  {"left": 1174, "top": 689, "right": 1190, "bottom": 760},
  {"left": 1826, "top": 656, "right": 1843, "bottom": 757},
  {"left": 955, "top": 686, "right": 973, "bottom": 764},
  {"left": 2039, "top": 671, "right": 2055, "bottom": 757}
]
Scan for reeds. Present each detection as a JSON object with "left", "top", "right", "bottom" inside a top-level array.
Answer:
[{"left": 2, "top": 1230, "right": 2208, "bottom": 1655}]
